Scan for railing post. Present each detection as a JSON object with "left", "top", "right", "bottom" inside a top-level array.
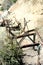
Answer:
[
  {"left": 33, "top": 33, "right": 36, "bottom": 50},
  {"left": 37, "top": 44, "right": 41, "bottom": 65}
]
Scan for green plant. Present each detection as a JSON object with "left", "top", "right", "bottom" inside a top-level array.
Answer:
[
  {"left": 0, "top": 7, "right": 4, "bottom": 11},
  {"left": 10, "top": 0, "right": 17, "bottom": 3},
  {"left": 0, "top": 37, "right": 23, "bottom": 65}
]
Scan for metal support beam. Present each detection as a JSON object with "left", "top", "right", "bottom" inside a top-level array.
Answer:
[
  {"left": 21, "top": 43, "right": 39, "bottom": 48},
  {"left": 16, "top": 33, "right": 36, "bottom": 39}
]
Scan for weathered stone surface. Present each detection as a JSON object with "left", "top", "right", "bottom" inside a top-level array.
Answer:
[
  {"left": 22, "top": 46, "right": 43, "bottom": 65},
  {"left": 8, "top": 0, "right": 43, "bottom": 44}
]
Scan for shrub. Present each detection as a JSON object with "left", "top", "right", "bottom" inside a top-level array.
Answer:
[
  {"left": 0, "top": 7, "right": 4, "bottom": 11},
  {"left": 0, "top": 37, "right": 23, "bottom": 65},
  {"left": 10, "top": 0, "right": 17, "bottom": 3}
]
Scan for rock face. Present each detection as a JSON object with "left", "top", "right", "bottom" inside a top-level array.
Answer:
[
  {"left": 8, "top": 0, "right": 43, "bottom": 41},
  {"left": 8, "top": 0, "right": 43, "bottom": 27}
]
